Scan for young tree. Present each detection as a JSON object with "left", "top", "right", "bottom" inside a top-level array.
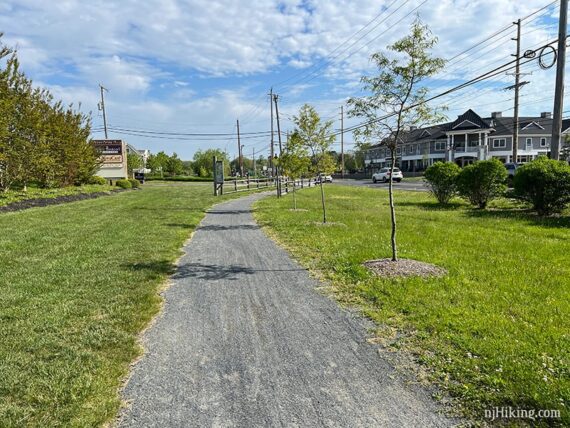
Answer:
[
  {"left": 127, "top": 152, "right": 142, "bottom": 177},
  {"left": 277, "top": 131, "right": 310, "bottom": 209},
  {"left": 293, "top": 104, "right": 336, "bottom": 223},
  {"left": 347, "top": 18, "right": 445, "bottom": 261}
]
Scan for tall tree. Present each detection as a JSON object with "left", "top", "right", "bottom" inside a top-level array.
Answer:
[
  {"left": 293, "top": 104, "right": 336, "bottom": 223},
  {"left": 146, "top": 151, "right": 170, "bottom": 177},
  {"left": 165, "top": 153, "right": 184, "bottom": 176},
  {"left": 0, "top": 35, "right": 97, "bottom": 191},
  {"left": 348, "top": 18, "right": 445, "bottom": 261},
  {"left": 192, "top": 149, "right": 230, "bottom": 177}
]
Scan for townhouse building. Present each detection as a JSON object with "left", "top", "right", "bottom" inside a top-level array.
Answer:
[{"left": 364, "top": 109, "right": 569, "bottom": 173}]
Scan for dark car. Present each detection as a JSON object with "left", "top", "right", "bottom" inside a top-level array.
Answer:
[{"left": 504, "top": 163, "right": 518, "bottom": 178}]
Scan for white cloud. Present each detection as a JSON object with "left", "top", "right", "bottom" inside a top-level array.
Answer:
[{"left": 0, "top": 0, "right": 564, "bottom": 158}]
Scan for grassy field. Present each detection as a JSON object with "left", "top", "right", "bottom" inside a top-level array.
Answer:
[
  {"left": 0, "top": 182, "right": 240, "bottom": 427},
  {"left": 255, "top": 186, "right": 569, "bottom": 424},
  {"left": 0, "top": 184, "right": 114, "bottom": 207}
]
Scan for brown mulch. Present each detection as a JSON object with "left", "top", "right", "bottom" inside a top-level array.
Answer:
[
  {"left": 0, "top": 189, "right": 127, "bottom": 214},
  {"left": 363, "top": 258, "right": 447, "bottom": 279}
]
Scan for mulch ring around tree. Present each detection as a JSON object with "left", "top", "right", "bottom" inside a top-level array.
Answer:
[
  {"left": 363, "top": 258, "right": 447, "bottom": 279},
  {"left": 0, "top": 189, "right": 128, "bottom": 214}
]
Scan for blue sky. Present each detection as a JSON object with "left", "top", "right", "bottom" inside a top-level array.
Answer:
[{"left": 0, "top": 0, "right": 564, "bottom": 160}]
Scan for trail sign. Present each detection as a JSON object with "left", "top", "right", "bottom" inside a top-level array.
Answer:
[{"left": 213, "top": 157, "right": 224, "bottom": 195}]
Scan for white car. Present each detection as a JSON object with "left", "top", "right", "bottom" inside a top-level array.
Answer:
[
  {"left": 315, "top": 174, "right": 333, "bottom": 183},
  {"left": 372, "top": 167, "right": 403, "bottom": 183}
]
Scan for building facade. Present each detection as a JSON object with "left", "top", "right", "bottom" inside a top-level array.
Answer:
[{"left": 364, "top": 110, "right": 569, "bottom": 173}]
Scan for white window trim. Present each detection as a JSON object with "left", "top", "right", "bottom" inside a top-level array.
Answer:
[
  {"left": 435, "top": 142, "right": 446, "bottom": 151},
  {"left": 493, "top": 138, "right": 507, "bottom": 148},
  {"left": 526, "top": 137, "right": 532, "bottom": 148},
  {"left": 540, "top": 138, "right": 547, "bottom": 147}
]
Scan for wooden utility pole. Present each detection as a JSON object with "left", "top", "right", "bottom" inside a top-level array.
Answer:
[
  {"left": 340, "top": 105, "right": 345, "bottom": 178},
  {"left": 512, "top": 19, "right": 521, "bottom": 164},
  {"left": 274, "top": 94, "right": 283, "bottom": 198},
  {"left": 269, "top": 88, "right": 274, "bottom": 175},
  {"left": 237, "top": 119, "right": 243, "bottom": 176},
  {"left": 99, "top": 84, "right": 109, "bottom": 139},
  {"left": 273, "top": 94, "right": 283, "bottom": 155},
  {"left": 552, "top": 0, "right": 568, "bottom": 160}
]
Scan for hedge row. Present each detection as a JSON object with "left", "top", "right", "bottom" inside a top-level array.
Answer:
[{"left": 424, "top": 157, "right": 570, "bottom": 215}]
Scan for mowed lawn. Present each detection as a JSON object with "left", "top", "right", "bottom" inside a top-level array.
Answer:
[
  {"left": 255, "top": 186, "right": 569, "bottom": 424},
  {"left": 0, "top": 182, "right": 235, "bottom": 426}
]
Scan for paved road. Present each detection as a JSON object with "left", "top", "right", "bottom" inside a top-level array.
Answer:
[
  {"left": 120, "top": 193, "right": 452, "bottom": 427},
  {"left": 333, "top": 178, "right": 428, "bottom": 192}
]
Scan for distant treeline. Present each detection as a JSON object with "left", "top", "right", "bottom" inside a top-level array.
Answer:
[{"left": 0, "top": 34, "right": 99, "bottom": 191}]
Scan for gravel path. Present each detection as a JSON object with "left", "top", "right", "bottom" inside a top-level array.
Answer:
[{"left": 119, "top": 193, "right": 453, "bottom": 427}]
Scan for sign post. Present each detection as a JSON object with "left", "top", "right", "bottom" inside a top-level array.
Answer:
[
  {"left": 213, "top": 156, "right": 224, "bottom": 196},
  {"left": 92, "top": 139, "right": 127, "bottom": 180}
]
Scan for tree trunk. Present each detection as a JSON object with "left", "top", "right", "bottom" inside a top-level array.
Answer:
[
  {"left": 389, "top": 148, "right": 398, "bottom": 261},
  {"left": 319, "top": 174, "right": 327, "bottom": 223},
  {"left": 293, "top": 180, "right": 297, "bottom": 210}
]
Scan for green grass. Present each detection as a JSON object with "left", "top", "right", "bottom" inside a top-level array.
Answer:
[
  {"left": 0, "top": 182, "right": 242, "bottom": 427},
  {"left": 145, "top": 175, "right": 213, "bottom": 182},
  {"left": 0, "top": 184, "right": 114, "bottom": 207},
  {"left": 255, "top": 186, "right": 569, "bottom": 425}
]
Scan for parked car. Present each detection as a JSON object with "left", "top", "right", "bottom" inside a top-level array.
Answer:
[
  {"left": 504, "top": 162, "right": 519, "bottom": 177},
  {"left": 372, "top": 167, "right": 403, "bottom": 183},
  {"left": 315, "top": 173, "right": 333, "bottom": 183}
]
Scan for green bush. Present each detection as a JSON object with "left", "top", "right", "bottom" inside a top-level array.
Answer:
[
  {"left": 128, "top": 178, "right": 140, "bottom": 189},
  {"left": 115, "top": 179, "right": 132, "bottom": 189},
  {"left": 514, "top": 157, "right": 570, "bottom": 215},
  {"left": 424, "top": 162, "right": 461, "bottom": 204},
  {"left": 88, "top": 176, "right": 107, "bottom": 185},
  {"left": 457, "top": 159, "right": 507, "bottom": 209}
]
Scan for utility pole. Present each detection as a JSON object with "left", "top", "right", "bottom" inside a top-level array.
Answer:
[
  {"left": 237, "top": 119, "right": 242, "bottom": 176},
  {"left": 512, "top": 19, "right": 521, "bottom": 164},
  {"left": 273, "top": 94, "right": 283, "bottom": 155},
  {"left": 340, "top": 105, "right": 345, "bottom": 178},
  {"left": 98, "top": 84, "right": 109, "bottom": 139},
  {"left": 269, "top": 88, "right": 274, "bottom": 175},
  {"left": 552, "top": 0, "right": 568, "bottom": 160},
  {"left": 274, "top": 94, "right": 283, "bottom": 198}
]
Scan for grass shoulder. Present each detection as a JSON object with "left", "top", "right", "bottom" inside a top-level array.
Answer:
[
  {"left": 0, "top": 183, "right": 115, "bottom": 207},
  {"left": 254, "top": 185, "right": 569, "bottom": 425},
  {"left": 0, "top": 182, "right": 247, "bottom": 426}
]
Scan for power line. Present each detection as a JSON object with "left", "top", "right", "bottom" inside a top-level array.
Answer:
[{"left": 335, "top": 38, "right": 559, "bottom": 137}]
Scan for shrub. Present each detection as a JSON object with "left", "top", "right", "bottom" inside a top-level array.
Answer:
[
  {"left": 128, "top": 178, "right": 140, "bottom": 189},
  {"left": 115, "top": 179, "right": 132, "bottom": 189},
  {"left": 513, "top": 157, "right": 570, "bottom": 215},
  {"left": 88, "top": 176, "right": 107, "bottom": 185},
  {"left": 457, "top": 159, "right": 507, "bottom": 209},
  {"left": 424, "top": 162, "right": 460, "bottom": 204}
]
